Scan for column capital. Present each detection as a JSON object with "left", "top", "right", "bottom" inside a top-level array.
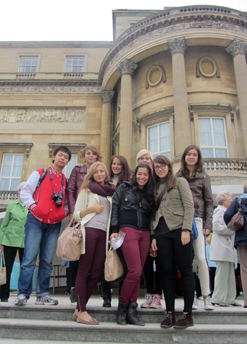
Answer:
[
  {"left": 168, "top": 37, "right": 187, "bottom": 55},
  {"left": 226, "top": 39, "right": 247, "bottom": 57},
  {"left": 101, "top": 90, "right": 115, "bottom": 103},
  {"left": 117, "top": 58, "right": 138, "bottom": 76}
]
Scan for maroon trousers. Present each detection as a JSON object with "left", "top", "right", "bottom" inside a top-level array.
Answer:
[
  {"left": 119, "top": 227, "right": 150, "bottom": 303},
  {"left": 75, "top": 227, "right": 106, "bottom": 312}
]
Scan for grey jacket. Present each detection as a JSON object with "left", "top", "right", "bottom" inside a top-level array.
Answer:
[
  {"left": 151, "top": 177, "right": 194, "bottom": 235},
  {"left": 210, "top": 205, "right": 236, "bottom": 263}
]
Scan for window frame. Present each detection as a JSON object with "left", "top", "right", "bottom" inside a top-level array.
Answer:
[
  {"left": 147, "top": 121, "right": 171, "bottom": 159},
  {"left": 17, "top": 55, "right": 40, "bottom": 73},
  {"left": 65, "top": 55, "right": 85, "bottom": 73}
]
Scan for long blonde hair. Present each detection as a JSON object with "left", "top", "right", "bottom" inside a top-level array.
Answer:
[{"left": 78, "top": 162, "right": 111, "bottom": 193}]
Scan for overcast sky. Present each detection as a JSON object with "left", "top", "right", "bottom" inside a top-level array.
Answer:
[{"left": 1, "top": 0, "right": 247, "bottom": 42}]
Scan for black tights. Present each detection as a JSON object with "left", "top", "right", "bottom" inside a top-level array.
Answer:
[{"left": 156, "top": 233, "right": 194, "bottom": 313}]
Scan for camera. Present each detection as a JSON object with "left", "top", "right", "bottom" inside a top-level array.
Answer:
[{"left": 51, "top": 192, "right": 63, "bottom": 207}]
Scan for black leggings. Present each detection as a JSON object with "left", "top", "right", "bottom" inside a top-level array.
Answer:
[
  {"left": 143, "top": 254, "right": 162, "bottom": 295},
  {"left": 156, "top": 233, "right": 194, "bottom": 313}
]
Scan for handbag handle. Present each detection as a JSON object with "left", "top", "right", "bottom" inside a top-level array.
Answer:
[{"left": 0, "top": 247, "right": 5, "bottom": 267}]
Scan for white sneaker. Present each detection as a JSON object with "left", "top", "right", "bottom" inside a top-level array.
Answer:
[
  {"left": 204, "top": 297, "right": 214, "bottom": 310},
  {"left": 192, "top": 297, "right": 198, "bottom": 310},
  {"left": 140, "top": 293, "right": 153, "bottom": 308},
  {"left": 150, "top": 294, "right": 162, "bottom": 308},
  {"left": 14, "top": 294, "right": 27, "bottom": 306}
]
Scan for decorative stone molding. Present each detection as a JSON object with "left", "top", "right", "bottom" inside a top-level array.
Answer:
[
  {"left": 226, "top": 39, "right": 247, "bottom": 57},
  {"left": 168, "top": 37, "right": 187, "bottom": 55},
  {"left": 196, "top": 56, "right": 220, "bottom": 78},
  {"left": 0, "top": 142, "right": 33, "bottom": 157},
  {"left": 100, "top": 90, "right": 115, "bottom": 103},
  {"left": 146, "top": 65, "right": 166, "bottom": 89},
  {"left": 0, "top": 85, "right": 101, "bottom": 94},
  {"left": 100, "top": 18, "right": 247, "bottom": 80},
  {"left": 16, "top": 73, "right": 36, "bottom": 79},
  {"left": 117, "top": 59, "right": 138, "bottom": 76},
  {"left": 1, "top": 108, "right": 85, "bottom": 123}
]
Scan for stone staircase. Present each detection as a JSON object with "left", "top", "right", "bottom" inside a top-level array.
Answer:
[{"left": 0, "top": 294, "right": 247, "bottom": 344}]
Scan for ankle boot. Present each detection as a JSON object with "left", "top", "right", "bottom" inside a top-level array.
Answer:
[
  {"left": 127, "top": 302, "right": 145, "bottom": 326},
  {"left": 101, "top": 282, "right": 111, "bottom": 307},
  {"left": 173, "top": 312, "right": 194, "bottom": 329},
  {"left": 160, "top": 311, "right": 175, "bottom": 328},
  {"left": 117, "top": 301, "right": 129, "bottom": 325},
  {"left": 103, "top": 296, "right": 111, "bottom": 307}
]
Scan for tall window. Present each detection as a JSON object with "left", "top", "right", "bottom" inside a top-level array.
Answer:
[
  {"left": 18, "top": 57, "right": 38, "bottom": 72},
  {"left": 199, "top": 118, "right": 228, "bottom": 158},
  {"left": 147, "top": 122, "right": 170, "bottom": 158},
  {"left": 0, "top": 154, "right": 24, "bottom": 191},
  {"left": 65, "top": 56, "right": 84, "bottom": 73},
  {"left": 63, "top": 154, "right": 77, "bottom": 178}
]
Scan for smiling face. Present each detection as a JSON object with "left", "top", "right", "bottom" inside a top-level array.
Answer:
[
  {"left": 84, "top": 149, "right": 97, "bottom": 167},
  {"left": 136, "top": 167, "right": 150, "bottom": 189},
  {"left": 185, "top": 148, "right": 198, "bottom": 168},
  {"left": 111, "top": 157, "right": 122, "bottom": 175},
  {"left": 93, "top": 164, "right": 106, "bottom": 185},
  {"left": 153, "top": 163, "right": 169, "bottom": 179},
  {"left": 137, "top": 154, "right": 152, "bottom": 167}
]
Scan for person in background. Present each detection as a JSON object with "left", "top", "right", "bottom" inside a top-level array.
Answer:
[
  {"left": 205, "top": 233, "right": 216, "bottom": 296},
  {"left": 100, "top": 155, "right": 131, "bottom": 307},
  {"left": 67, "top": 145, "right": 102, "bottom": 303},
  {"left": 224, "top": 182, "right": 247, "bottom": 309},
  {"left": 0, "top": 182, "right": 28, "bottom": 302},
  {"left": 15, "top": 146, "right": 71, "bottom": 306},
  {"left": 176, "top": 145, "right": 214, "bottom": 311},
  {"left": 60, "top": 260, "right": 71, "bottom": 295},
  {"left": 210, "top": 191, "right": 240, "bottom": 307},
  {"left": 110, "top": 164, "right": 154, "bottom": 326},
  {"left": 151, "top": 155, "right": 195, "bottom": 329},
  {"left": 136, "top": 149, "right": 163, "bottom": 309},
  {"left": 72, "top": 162, "right": 115, "bottom": 325}
]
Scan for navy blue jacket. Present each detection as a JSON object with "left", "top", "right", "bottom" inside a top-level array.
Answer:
[{"left": 224, "top": 195, "right": 247, "bottom": 247}]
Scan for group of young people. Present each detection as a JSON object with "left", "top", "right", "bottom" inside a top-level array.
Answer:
[{"left": 1, "top": 143, "right": 218, "bottom": 330}]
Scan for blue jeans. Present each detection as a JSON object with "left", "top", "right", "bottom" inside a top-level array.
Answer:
[{"left": 18, "top": 213, "right": 61, "bottom": 298}]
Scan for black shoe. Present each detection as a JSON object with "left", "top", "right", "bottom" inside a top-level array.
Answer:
[
  {"left": 70, "top": 288, "right": 76, "bottom": 303},
  {"left": 103, "top": 298, "right": 111, "bottom": 307},
  {"left": 1, "top": 299, "right": 8, "bottom": 302},
  {"left": 127, "top": 302, "right": 145, "bottom": 326},
  {"left": 173, "top": 312, "right": 194, "bottom": 329},
  {"left": 160, "top": 312, "right": 175, "bottom": 328},
  {"left": 117, "top": 301, "right": 129, "bottom": 325}
]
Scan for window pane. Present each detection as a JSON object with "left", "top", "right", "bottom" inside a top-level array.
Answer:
[
  {"left": 63, "top": 154, "right": 77, "bottom": 178},
  {"left": 0, "top": 153, "right": 24, "bottom": 191},
  {"left": 12, "top": 155, "right": 24, "bottom": 177},
  {"left": 18, "top": 57, "right": 38, "bottom": 72},
  {"left": 65, "top": 56, "right": 84, "bottom": 73},
  {"left": 201, "top": 148, "right": 213, "bottom": 158},
  {"left": 148, "top": 122, "right": 170, "bottom": 157},
  {"left": 215, "top": 149, "right": 227, "bottom": 158}
]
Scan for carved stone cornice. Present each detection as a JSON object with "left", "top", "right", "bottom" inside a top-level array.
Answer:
[
  {"left": 101, "top": 90, "right": 115, "bottom": 103},
  {"left": 168, "top": 37, "right": 187, "bottom": 55},
  {"left": 226, "top": 39, "right": 247, "bottom": 57},
  {"left": 0, "top": 142, "right": 33, "bottom": 157},
  {"left": 117, "top": 59, "right": 138, "bottom": 76},
  {"left": 99, "top": 7, "right": 247, "bottom": 81},
  {"left": 1, "top": 108, "right": 85, "bottom": 123}
]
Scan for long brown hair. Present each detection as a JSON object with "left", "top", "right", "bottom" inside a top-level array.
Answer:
[
  {"left": 179, "top": 145, "right": 204, "bottom": 179},
  {"left": 109, "top": 155, "right": 131, "bottom": 186},
  {"left": 153, "top": 155, "right": 176, "bottom": 193},
  {"left": 79, "top": 162, "right": 111, "bottom": 193}
]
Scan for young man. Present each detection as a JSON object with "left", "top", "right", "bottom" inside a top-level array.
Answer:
[{"left": 15, "top": 146, "right": 71, "bottom": 306}]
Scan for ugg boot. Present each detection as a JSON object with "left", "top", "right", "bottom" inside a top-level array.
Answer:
[
  {"left": 117, "top": 301, "right": 129, "bottom": 325},
  {"left": 127, "top": 302, "right": 145, "bottom": 326}
]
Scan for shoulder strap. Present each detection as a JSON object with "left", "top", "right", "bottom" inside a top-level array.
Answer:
[
  {"left": 37, "top": 168, "right": 47, "bottom": 188},
  {"left": 156, "top": 186, "right": 167, "bottom": 209}
]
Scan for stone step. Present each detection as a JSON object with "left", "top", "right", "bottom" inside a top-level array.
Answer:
[{"left": 0, "top": 318, "right": 247, "bottom": 344}]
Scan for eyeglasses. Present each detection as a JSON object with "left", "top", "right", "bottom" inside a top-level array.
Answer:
[{"left": 154, "top": 164, "right": 167, "bottom": 171}]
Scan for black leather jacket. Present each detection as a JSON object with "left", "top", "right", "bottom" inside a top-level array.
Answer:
[{"left": 110, "top": 182, "right": 152, "bottom": 233}]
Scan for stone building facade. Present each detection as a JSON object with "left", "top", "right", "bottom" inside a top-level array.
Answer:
[{"left": 1, "top": 5, "right": 247, "bottom": 207}]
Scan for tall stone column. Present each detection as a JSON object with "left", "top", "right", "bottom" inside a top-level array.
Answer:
[
  {"left": 226, "top": 39, "right": 247, "bottom": 157},
  {"left": 117, "top": 58, "right": 138, "bottom": 165},
  {"left": 168, "top": 37, "right": 191, "bottom": 158},
  {"left": 100, "top": 90, "right": 115, "bottom": 167}
]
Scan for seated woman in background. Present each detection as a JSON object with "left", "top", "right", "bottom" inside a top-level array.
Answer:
[{"left": 72, "top": 162, "right": 115, "bottom": 325}]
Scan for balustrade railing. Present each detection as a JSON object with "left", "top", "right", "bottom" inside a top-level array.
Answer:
[
  {"left": 0, "top": 191, "right": 18, "bottom": 200},
  {"left": 203, "top": 158, "right": 247, "bottom": 172}
]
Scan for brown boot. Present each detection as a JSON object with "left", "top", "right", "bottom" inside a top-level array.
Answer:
[
  {"left": 117, "top": 302, "right": 129, "bottom": 325},
  {"left": 127, "top": 302, "right": 145, "bottom": 326},
  {"left": 173, "top": 312, "right": 193, "bottom": 329},
  {"left": 160, "top": 312, "right": 175, "bottom": 328}
]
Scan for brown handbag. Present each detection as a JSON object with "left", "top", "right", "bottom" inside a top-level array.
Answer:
[
  {"left": 56, "top": 218, "right": 82, "bottom": 261},
  {"left": 227, "top": 198, "right": 244, "bottom": 231},
  {"left": 0, "top": 247, "right": 6, "bottom": 285},
  {"left": 104, "top": 246, "right": 124, "bottom": 282}
]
